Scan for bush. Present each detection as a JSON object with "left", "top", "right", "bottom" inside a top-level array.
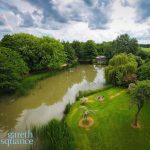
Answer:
[
  {"left": 0, "top": 47, "right": 29, "bottom": 92},
  {"left": 138, "top": 61, "right": 150, "bottom": 80},
  {"left": 137, "top": 49, "right": 150, "bottom": 60}
]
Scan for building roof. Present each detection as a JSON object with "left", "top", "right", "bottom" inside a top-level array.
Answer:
[{"left": 96, "top": 55, "right": 106, "bottom": 59}]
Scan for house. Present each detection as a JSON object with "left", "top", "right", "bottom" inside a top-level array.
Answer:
[{"left": 96, "top": 55, "right": 107, "bottom": 64}]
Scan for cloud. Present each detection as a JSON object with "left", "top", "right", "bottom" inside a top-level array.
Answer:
[
  {"left": 26, "top": 0, "right": 112, "bottom": 29},
  {"left": 0, "top": 0, "right": 35, "bottom": 27},
  {"left": 26, "top": 0, "right": 67, "bottom": 23},
  {"left": 19, "top": 12, "right": 34, "bottom": 27},
  {"left": 136, "top": 0, "right": 150, "bottom": 22},
  {"left": 0, "top": 0, "right": 150, "bottom": 43},
  {"left": 0, "top": 15, "right": 7, "bottom": 26}
]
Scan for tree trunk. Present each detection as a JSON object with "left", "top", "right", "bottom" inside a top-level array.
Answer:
[{"left": 133, "top": 105, "right": 142, "bottom": 127}]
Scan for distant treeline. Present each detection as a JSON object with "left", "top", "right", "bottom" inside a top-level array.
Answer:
[{"left": 139, "top": 44, "right": 150, "bottom": 48}]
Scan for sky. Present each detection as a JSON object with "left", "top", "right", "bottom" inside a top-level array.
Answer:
[{"left": 0, "top": 0, "right": 150, "bottom": 43}]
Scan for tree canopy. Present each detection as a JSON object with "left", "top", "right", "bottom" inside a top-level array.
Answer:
[
  {"left": 105, "top": 53, "right": 138, "bottom": 86},
  {"left": 63, "top": 42, "right": 78, "bottom": 66},
  {"left": 83, "top": 40, "right": 98, "bottom": 62},
  {"left": 0, "top": 47, "right": 29, "bottom": 92},
  {"left": 138, "top": 61, "right": 150, "bottom": 80},
  {"left": 1, "top": 34, "right": 66, "bottom": 71},
  {"left": 113, "top": 34, "right": 138, "bottom": 54}
]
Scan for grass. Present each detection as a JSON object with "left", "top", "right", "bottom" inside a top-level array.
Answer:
[
  {"left": 141, "top": 47, "right": 150, "bottom": 52},
  {"left": 65, "top": 87, "right": 150, "bottom": 150}
]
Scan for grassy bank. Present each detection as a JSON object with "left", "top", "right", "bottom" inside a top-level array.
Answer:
[{"left": 65, "top": 87, "right": 150, "bottom": 150}]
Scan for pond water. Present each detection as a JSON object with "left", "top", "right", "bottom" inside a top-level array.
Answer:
[{"left": 0, "top": 65, "right": 105, "bottom": 150}]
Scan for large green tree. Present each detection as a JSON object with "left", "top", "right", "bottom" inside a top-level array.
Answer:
[
  {"left": 102, "top": 42, "right": 114, "bottom": 59},
  {"left": 40, "top": 36, "right": 66, "bottom": 70},
  {"left": 63, "top": 42, "right": 78, "bottom": 66},
  {"left": 113, "top": 34, "right": 138, "bottom": 54},
  {"left": 105, "top": 53, "right": 138, "bottom": 86},
  {"left": 0, "top": 47, "right": 29, "bottom": 92},
  {"left": 1, "top": 34, "right": 41, "bottom": 71},
  {"left": 71, "top": 41, "right": 84, "bottom": 61},
  {"left": 96, "top": 42, "right": 114, "bottom": 59},
  {"left": 129, "top": 80, "right": 150, "bottom": 127},
  {"left": 1, "top": 34, "right": 66, "bottom": 71},
  {"left": 83, "top": 40, "right": 98, "bottom": 62}
]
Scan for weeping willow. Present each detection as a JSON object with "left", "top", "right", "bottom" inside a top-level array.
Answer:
[{"left": 105, "top": 53, "right": 138, "bottom": 86}]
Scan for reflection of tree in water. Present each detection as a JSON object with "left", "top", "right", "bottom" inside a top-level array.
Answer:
[
  {"left": 67, "top": 65, "right": 97, "bottom": 84},
  {"left": 82, "top": 65, "right": 97, "bottom": 82}
]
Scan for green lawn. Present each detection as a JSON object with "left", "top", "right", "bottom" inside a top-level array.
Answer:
[
  {"left": 141, "top": 47, "right": 150, "bottom": 52},
  {"left": 65, "top": 87, "right": 150, "bottom": 150}
]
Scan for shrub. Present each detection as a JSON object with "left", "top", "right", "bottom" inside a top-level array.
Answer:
[{"left": 138, "top": 61, "right": 150, "bottom": 80}]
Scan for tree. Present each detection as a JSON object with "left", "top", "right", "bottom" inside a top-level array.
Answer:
[
  {"left": 105, "top": 53, "right": 138, "bottom": 86},
  {"left": 0, "top": 47, "right": 29, "bottom": 92},
  {"left": 95, "top": 43, "right": 104, "bottom": 55},
  {"left": 113, "top": 34, "right": 138, "bottom": 54},
  {"left": 137, "top": 48, "right": 150, "bottom": 61},
  {"left": 63, "top": 42, "right": 78, "bottom": 66},
  {"left": 80, "top": 106, "right": 95, "bottom": 124},
  {"left": 129, "top": 80, "right": 150, "bottom": 127},
  {"left": 1, "top": 33, "right": 41, "bottom": 71},
  {"left": 102, "top": 42, "right": 114, "bottom": 59},
  {"left": 138, "top": 61, "right": 150, "bottom": 80},
  {"left": 72, "top": 41, "right": 84, "bottom": 61},
  {"left": 83, "top": 40, "right": 98, "bottom": 62},
  {"left": 1, "top": 34, "right": 67, "bottom": 71},
  {"left": 40, "top": 36, "right": 67, "bottom": 70}
]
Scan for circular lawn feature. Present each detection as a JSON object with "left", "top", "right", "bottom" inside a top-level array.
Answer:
[{"left": 79, "top": 117, "right": 94, "bottom": 128}]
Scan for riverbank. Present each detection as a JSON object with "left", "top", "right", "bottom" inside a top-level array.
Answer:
[
  {"left": 16, "top": 67, "right": 70, "bottom": 96},
  {"left": 0, "top": 66, "right": 71, "bottom": 98}
]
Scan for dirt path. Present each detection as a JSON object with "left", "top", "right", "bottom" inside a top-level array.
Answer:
[{"left": 110, "top": 90, "right": 125, "bottom": 99}]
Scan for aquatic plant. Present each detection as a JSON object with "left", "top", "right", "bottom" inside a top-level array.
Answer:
[{"left": 32, "top": 119, "right": 76, "bottom": 150}]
